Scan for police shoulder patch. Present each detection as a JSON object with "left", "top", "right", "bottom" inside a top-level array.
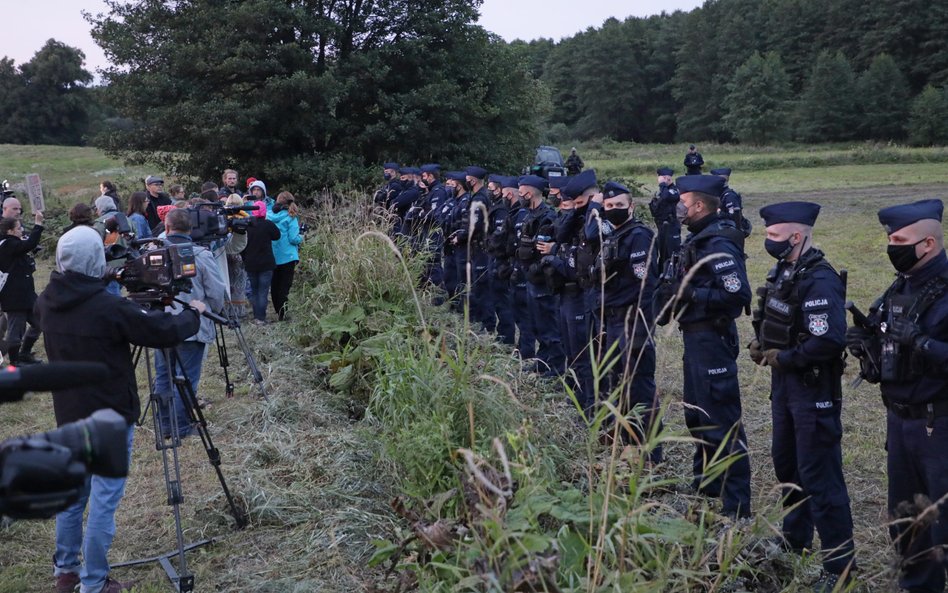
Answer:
[
  {"left": 633, "top": 262, "right": 647, "bottom": 279},
  {"left": 722, "top": 272, "right": 741, "bottom": 293},
  {"left": 808, "top": 313, "right": 829, "bottom": 336},
  {"left": 712, "top": 258, "right": 736, "bottom": 273}
]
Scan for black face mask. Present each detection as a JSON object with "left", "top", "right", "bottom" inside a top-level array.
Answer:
[
  {"left": 603, "top": 207, "right": 629, "bottom": 227},
  {"left": 764, "top": 238, "right": 793, "bottom": 260},
  {"left": 575, "top": 203, "right": 589, "bottom": 216},
  {"left": 887, "top": 239, "right": 927, "bottom": 273},
  {"left": 384, "top": 173, "right": 392, "bottom": 181}
]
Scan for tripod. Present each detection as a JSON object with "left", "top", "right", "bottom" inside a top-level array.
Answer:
[
  {"left": 213, "top": 305, "right": 269, "bottom": 401},
  {"left": 114, "top": 341, "right": 248, "bottom": 593}
]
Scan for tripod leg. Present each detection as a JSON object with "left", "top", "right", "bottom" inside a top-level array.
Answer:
[
  {"left": 231, "top": 324, "right": 270, "bottom": 402},
  {"left": 215, "top": 326, "right": 235, "bottom": 399},
  {"left": 166, "top": 346, "right": 248, "bottom": 529},
  {"left": 153, "top": 348, "right": 195, "bottom": 592}
]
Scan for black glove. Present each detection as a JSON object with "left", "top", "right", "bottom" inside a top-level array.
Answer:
[
  {"left": 540, "top": 255, "right": 556, "bottom": 268},
  {"left": 845, "top": 325, "right": 872, "bottom": 355},
  {"left": 887, "top": 317, "right": 923, "bottom": 347}
]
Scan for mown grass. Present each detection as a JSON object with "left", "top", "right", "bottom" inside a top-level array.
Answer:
[{"left": 0, "top": 143, "right": 944, "bottom": 592}]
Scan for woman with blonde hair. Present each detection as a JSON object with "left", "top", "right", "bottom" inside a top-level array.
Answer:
[{"left": 266, "top": 191, "right": 303, "bottom": 321}]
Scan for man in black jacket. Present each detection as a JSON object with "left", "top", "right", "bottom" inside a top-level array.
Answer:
[
  {"left": 0, "top": 210, "right": 44, "bottom": 364},
  {"left": 35, "top": 225, "right": 204, "bottom": 593},
  {"left": 242, "top": 205, "right": 281, "bottom": 324}
]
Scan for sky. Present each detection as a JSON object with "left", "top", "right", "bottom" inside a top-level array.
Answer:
[{"left": 5, "top": 0, "right": 703, "bottom": 73}]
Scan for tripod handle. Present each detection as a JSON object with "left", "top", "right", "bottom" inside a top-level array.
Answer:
[{"left": 173, "top": 298, "right": 229, "bottom": 325}]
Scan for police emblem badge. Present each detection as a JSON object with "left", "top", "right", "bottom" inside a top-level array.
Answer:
[
  {"left": 722, "top": 272, "right": 741, "bottom": 293},
  {"left": 633, "top": 262, "right": 647, "bottom": 279},
  {"left": 808, "top": 313, "right": 829, "bottom": 336}
]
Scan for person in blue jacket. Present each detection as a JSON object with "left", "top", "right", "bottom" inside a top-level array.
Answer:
[{"left": 267, "top": 191, "right": 303, "bottom": 321}]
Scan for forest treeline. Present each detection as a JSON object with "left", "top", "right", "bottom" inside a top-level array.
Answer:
[
  {"left": 513, "top": 0, "right": 948, "bottom": 145},
  {"left": 2, "top": 0, "right": 948, "bottom": 189}
]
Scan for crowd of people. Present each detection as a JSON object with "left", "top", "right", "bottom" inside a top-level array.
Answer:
[
  {"left": 0, "top": 168, "right": 303, "bottom": 593},
  {"left": 375, "top": 151, "right": 948, "bottom": 593}
]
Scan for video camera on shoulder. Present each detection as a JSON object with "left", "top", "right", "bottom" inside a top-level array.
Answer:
[
  {"left": 1, "top": 179, "right": 14, "bottom": 198},
  {"left": 189, "top": 202, "right": 258, "bottom": 243},
  {"left": 106, "top": 238, "right": 197, "bottom": 304}
]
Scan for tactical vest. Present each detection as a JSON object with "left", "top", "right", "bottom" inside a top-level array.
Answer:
[
  {"left": 597, "top": 220, "right": 650, "bottom": 280},
  {"left": 875, "top": 270, "right": 948, "bottom": 381},
  {"left": 755, "top": 252, "right": 835, "bottom": 350},
  {"left": 680, "top": 219, "right": 746, "bottom": 273}
]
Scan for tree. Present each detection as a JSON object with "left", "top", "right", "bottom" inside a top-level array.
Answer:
[
  {"left": 0, "top": 40, "right": 92, "bottom": 145},
  {"left": 795, "top": 51, "right": 859, "bottom": 142},
  {"left": 722, "top": 51, "right": 792, "bottom": 144},
  {"left": 907, "top": 85, "right": 948, "bottom": 145},
  {"left": 88, "top": 0, "right": 540, "bottom": 190},
  {"left": 856, "top": 54, "right": 910, "bottom": 140}
]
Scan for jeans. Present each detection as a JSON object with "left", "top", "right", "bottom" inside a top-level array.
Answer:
[
  {"left": 4, "top": 309, "right": 41, "bottom": 359},
  {"left": 247, "top": 270, "right": 274, "bottom": 321},
  {"left": 153, "top": 342, "right": 207, "bottom": 439},
  {"left": 54, "top": 426, "right": 135, "bottom": 593}
]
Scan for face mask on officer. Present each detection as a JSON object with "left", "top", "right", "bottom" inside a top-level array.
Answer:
[
  {"left": 383, "top": 172, "right": 392, "bottom": 181},
  {"left": 887, "top": 237, "right": 930, "bottom": 273},
  {"left": 603, "top": 206, "right": 629, "bottom": 227},
  {"left": 676, "top": 200, "right": 692, "bottom": 224},
  {"left": 764, "top": 231, "right": 802, "bottom": 260}
]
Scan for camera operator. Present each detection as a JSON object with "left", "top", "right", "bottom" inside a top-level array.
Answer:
[
  {"left": 155, "top": 208, "right": 227, "bottom": 437},
  {"left": 35, "top": 225, "right": 205, "bottom": 593},
  {"left": 0, "top": 211, "right": 44, "bottom": 364}
]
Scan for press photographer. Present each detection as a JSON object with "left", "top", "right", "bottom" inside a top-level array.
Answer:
[
  {"left": 34, "top": 225, "right": 205, "bottom": 593},
  {"left": 154, "top": 208, "right": 227, "bottom": 438},
  {"left": 0, "top": 210, "right": 45, "bottom": 364}
]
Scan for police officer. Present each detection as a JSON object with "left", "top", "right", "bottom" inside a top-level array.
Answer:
[
  {"left": 441, "top": 171, "right": 466, "bottom": 307},
  {"left": 649, "top": 167, "right": 681, "bottom": 269},
  {"left": 655, "top": 174, "right": 752, "bottom": 518},
  {"left": 500, "top": 177, "right": 537, "bottom": 360},
  {"left": 392, "top": 167, "right": 422, "bottom": 239},
  {"left": 418, "top": 164, "right": 447, "bottom": 291},
  {"left": 460, "top": 166, "right": 491, "bottom": 326},
  {"left": 711, "top": 168, "right": 751, "bottom": 238},
  {"left": 750, "top": 202, "right": 856, "bottom": 591},
  {"left": 374, "top": 162, "right": 402, "bottom": 207},
  {"left": 684, "top": 144, "right": 704, "bottom": 175},
  {"left": 515, "top": 175, "right": 565, "bottom": 375},
  {"left": 586, "top": 181, "right": 661, "bottom": 461},
  {"left": 483, "top": 174, "right": 515, "bottom": 343},
  {"left": 565, "top": 148, "right": 584, "bottom": 176},
  {"left": 846, "top": 199, "right": 948, "bottom": 593}
]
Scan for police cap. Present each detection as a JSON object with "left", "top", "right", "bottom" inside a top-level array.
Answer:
[
  {"left": 549, "top": 175, "right": 571, "bottom": 190},
  {"left": 656, "top": 167, "right": 674, "bottom": 176},
  {"left": 399, "top": 166, "right": 420, "bottom": 175},
  {"left": 710, "top": 168, "right": 732, "bottom": 176},
  {"left": 420, "top": 164, "right": 441, "bottom": 174},
  {"left": 760, "top": 201, "right": 821, "bottom": 227},
  {"left": 563, "top": 169, "right": 597, "bottom": 199},
  {"left": 383, "top": 162, "right": 399, "bottom": 170},
  {"left": 501, "top": 176, "right": 519, "bottom": 189},
  {"left": 518, "top": 175, "right": 548, "bottom": 191},
  {"left": 675, "top": 174, "right": 724, "bottom": 197},
  {"left": 878, "top": 199, "right": 944, "bottom": 233},
  {"left": 602, "top": 181, "right": 631, "bottom": 200},
  {"left": 465, "top": 166, "right": 488, "bottom": 179},
  {"left": 445, "top": 171, "right": 467, "bottom": 182}
]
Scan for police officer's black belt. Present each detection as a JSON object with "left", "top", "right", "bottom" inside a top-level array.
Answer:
[
  {"left": 883, "top": 396, "right": 948, "bottom": 421},
  {"left": 678, "top": 320, "right": 720, "bottom": 333},
  {"left": 603, "top": 305, "right": 633, "bottom": 317},
  {"left": 562, "top": 282, "right": 581, "bottom": 294}
]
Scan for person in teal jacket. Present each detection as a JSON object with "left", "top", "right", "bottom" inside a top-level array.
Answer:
[{"left": 267, "top": 191, "right": 303, "bottom": 320}]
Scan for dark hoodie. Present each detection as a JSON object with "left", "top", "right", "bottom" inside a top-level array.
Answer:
[{"left": 35, "top": 226, "right": 201, "bottom": 426}]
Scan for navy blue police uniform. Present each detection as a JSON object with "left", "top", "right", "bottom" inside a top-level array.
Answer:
[
  {"left": 483, "top": 174, "right": 515, "bottom": 343},
  {"left": 657, "top": 174, "right": 752, "bottom": 518},
  {"left": 649, "top": 167, "right": 682, "bottom": 269},
  {"left": 418, "top": 164, "right": 447, "bottom": 290},
  {"left": 684, "top": 147, "right": 704, "bottom": 175},
  {"left": 393, "top": 166, "right": 422, "bottom": 238},
  {"left": 374, "top": 161, "right": 402, "bottom": 206},
  {"left": 752, "top": 201, "right": 856, "bottom": 578},
  {"left": 458, "top": 166, "right": 491, "bottom": 326},
  {"left": 711, "top": 168, "right": 751, "bottom": 238},
  {"left": 440, "top": 171, "right": 466, "bottom": 306},
  {"left": 516, "top": 175, "right": 565, "bottom": 374},
  {"left": 502, "top": 182, "right": 537, "bottom": 359},
  {"left": 586, "top": 181, "right": 662, "bottom": 460},
  {"left": 847, "top": 199, "right": 948, "bottom": 592}
]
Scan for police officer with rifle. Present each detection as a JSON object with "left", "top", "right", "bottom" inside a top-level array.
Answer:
[{"left": 846, "top": 198, "right": 948, "bottom": 593}]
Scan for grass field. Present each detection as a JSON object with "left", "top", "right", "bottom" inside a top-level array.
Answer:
[{"left": 0, "top": 142, "right": 947, "bottom": 592}]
